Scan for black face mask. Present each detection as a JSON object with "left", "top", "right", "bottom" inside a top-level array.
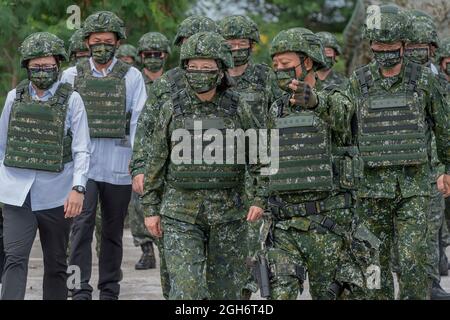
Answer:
[
  {"left": 404, "top": 47, "right": 429, "bottom": 65},
  {"left": 372, "top": 48, "right": 402, "bottom": 68},
  {"left": 28, "top": 66, "right": 59, "bottom": 90},
  {"left": 231, "top": 48, "right": 251, "bottom": 66}
]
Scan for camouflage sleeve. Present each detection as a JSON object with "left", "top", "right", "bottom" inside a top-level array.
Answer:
[
  {"left": 238, "top": 99, "right": 267, "bottom": 209},
  {"left": 130, "top": 77, "right": 172, "bottom": 177},
  {"left": 140, "top": 100, "right": 173, "bottom": 217},
  {"left": 267, "top": 68, "right": 283, "bottom": 106},
  {"left": 426, "top": 73, "right": 450, "bottom": 171},
  {"left": 315, "top": 88, "right": 356, "bottom": 146}
]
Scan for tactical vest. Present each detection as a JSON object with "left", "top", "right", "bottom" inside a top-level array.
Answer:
[
  {"left": 166, "top": 67, "right": 187, "bottom": 96},
  {"left": 75, "top": 59, "right": 130, "bottom": 138},
  {"left": 166, "top": 90, "right": 245, "bottom": 190},
  {"left": 4, "top": 80, "right": 73, "bottom": 172},
  {"left": 356, "top": 63, "right": 429, "bottom": 168},
  {"left": 269, "top": 99, "right": 334, "bottom": 193},
  {"left": 235, "top": 64, "right": 270, "bottom": 126}
]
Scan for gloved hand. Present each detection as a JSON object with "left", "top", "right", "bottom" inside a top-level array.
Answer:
[{"left": 288, "top": 79, "right": 318, "bottom": 109}]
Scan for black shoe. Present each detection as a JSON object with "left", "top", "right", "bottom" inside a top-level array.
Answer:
[
  {"left": 135, "top": 242, "right": 156, "bottom": 270},
  {"left": 431, "top": 281, "right": 450, "bottom": 300}
]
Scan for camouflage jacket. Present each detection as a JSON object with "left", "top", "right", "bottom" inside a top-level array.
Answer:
[
  {"left": 344, "top": 60, "right": 450, "bottom": 199},
  {"left": 232, "top": 62, "right": 283, "bottom": 127},
  {"left": 130, "top": 68, "right": 183, "bottom": 177},
  {"left": 316, "top": 69, "right": 349, "bottom": 92},
  {"left": 140, "top": 86, "right": 265, "bottom": 224}
]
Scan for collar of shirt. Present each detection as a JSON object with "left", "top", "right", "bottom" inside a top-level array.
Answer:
[
  {"left": 89, "top": 56, "right": 118, "bottom": 77},
  {"left": 28, "top": 81, "right": 59, "bottom": 102}
]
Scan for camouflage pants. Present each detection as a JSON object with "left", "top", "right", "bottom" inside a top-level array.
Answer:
[
  {"left": 162, "top": 215, "right": 248, "bottom": 300},
  {"left": 268, "top": 207, "right": 371, "bottom": 300},
  {"left": 359, "top": 195, "right": 429, "bottom": 300},
  {"left": 131, "top": 192, "right": 171, "bottom": 299},
  {"left": 425, "top": 183, "right": 445, "bottom": 284}
]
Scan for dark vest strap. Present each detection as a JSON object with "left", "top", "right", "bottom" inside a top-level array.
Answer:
[
  {"left": 220, "top": 90, "right": 239, "bottom": 116},
  {"left": 15, "top": 80, "right": 29, "bottom": 102},
  {"left": 355, "top": 65, "right": 372, "bottom": 99},
  {"left": 404, "top": 62, "right": 421, "bottom": 92}
]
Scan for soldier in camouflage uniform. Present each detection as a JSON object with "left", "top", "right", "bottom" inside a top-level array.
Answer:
[
  {"left": 62, "top": 11, "right": 147, "bottom": 300},
  {"left": 343, "top": 0, "right": 450, "bottom": 76},
  {"left": 141, "top": 31, "right": 264, "bottom": 300},
  {"left": 68, "top": 28, "right": 90, "bottom": 65},
  {"left": 264, "top": 27, "right": 380, "bottom": 300},
  {"left": 315, "top": 32, "right": 349, "bottom": 91},
  {"left": 115, "top": 44, "right": 138, "bottom": 67},
  {"left": 130, "top": 16, "right": 217, "bottom": 299},
  {"left": 404, "top": 10, "right": 450, "bottom": 299},
  {"left": 0, "top": 32, "right": 90, "bottom": 299},
  {"left": 337, "top": 4, "right": 450, "bottom": 299},
  {"left": 129, "top": 32, "right": 170, "bottom": 271},
  {"left": 436, "top": 37, "right": 450, "bottom": 273},
  {"left": 217, "top": 14, "right": 283, "bottom": 298}
]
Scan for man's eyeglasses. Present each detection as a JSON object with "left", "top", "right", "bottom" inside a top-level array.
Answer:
[
  {"left": 143, "top": 52, "right": 164, "bottom": 59},
  {"left": 28, "top": 65, "right": 58, "bottom": 72}
]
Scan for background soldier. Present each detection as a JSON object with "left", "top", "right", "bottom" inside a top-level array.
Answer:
[
  {"left": 0, "top": 32, "right": 90, "bottom": 299},
  {"left": 315, "top": 31, "right": 348, "bottom": 91},
  {"left": 61, "top": 11, "right": 147, "bottom": 300},
  {"left": 68, "top": 28, "right": 90, "bottom": 66},
  {"left": 342, "top": 4, "right": 450, "bottom": 299},
  {"left": 129, "top": 32, "right": 170, "bottom": 271},
  {"left": 141, "top": 31, "right": 264, "bottom": 299},
  {"left": 404, "top": 9, "right": 450, "bottom": 299},
  {"left": 116, "top": 44, "right": 138, "bottom": 67},
  {"left": 218, "top": 14, "right": 282, "bottom": 299}
]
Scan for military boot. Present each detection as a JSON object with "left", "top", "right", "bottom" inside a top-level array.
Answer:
[
  {"left": 135, "top": 242, "right": 156, "bottom": 270},
  {"left": 431, "top": 281, "right": 450, "bottom": 300}
]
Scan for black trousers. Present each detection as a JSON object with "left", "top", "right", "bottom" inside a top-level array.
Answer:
[
  {"left": 0, "top": 208, "right": 4, "bottom": 283},
  {"left": 69, "top": 179, "right": 131, "bottom": 300},
  {"left": 1, "top": 194, "right": 71, "bottom": 300}
]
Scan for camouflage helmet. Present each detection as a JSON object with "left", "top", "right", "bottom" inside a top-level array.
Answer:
[
  {"left": 269, "top": 28, "right": 327, "bottom": 70},
  {"left": 363, "top": 4, "right": 410, "bottom": 43},
  {"left": 436, "top": 37, "right": 450, "bottom": 64},
  {"left": 406, "top": 10, "right": 439, "bottom": 48},
  {"left": 20, "top": 32, "right": 68, "bottom": 67},
  {"left": 180, "top": 32, "right": 233, "bottom": 70},
  {"left": 218, "top": 15, "right": 260, "bottom": 43},
  {"left": 316, "top": 31, "right": 342, "bottom": 55},
  {"left": 83, "top": 11, "right": 126, "bottom": 40},
  {"left": 115, "top": 44, "right": 138, "bottom": 60},
  {"left": 137, "top": 32, "right": 171, "bottom": 54},
  {"left": 69, "top": 28, "right": 88, "bottom": 57},
  {"left": 173, "top": 15, "right": 218, "bottom": 46}
]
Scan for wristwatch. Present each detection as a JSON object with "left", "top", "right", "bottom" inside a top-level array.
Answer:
[{"left": 72, "top": 185, "right": 86, "bottom": 194}]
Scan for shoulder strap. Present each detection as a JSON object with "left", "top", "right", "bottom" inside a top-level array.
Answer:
[
  {"left": 220, "top": 90, "right": 239, "bottom": 116},
  {"left": 171, "top": 89, "right": 190, "bottom": 118},
  {"left": 404, "top": 62, "right": 421, "bottom": 92},
  {"left": 15, "top": 80, "right": 30, "bottom": 102},
  {"left": 252, "top": 64, "right": 270, "bottom": 90},
  {"left": 53, "top": 82, "right": 74, "bottom": 107},
  {"left": 275, "top": 94, "right": 290, "bottom": 117},
  {"left": 111, "top": 59, "right": 131, "bottom": 79},
  {"left": 167, "top": 68, "right": 186, "bottom": 95},
  {"left": 355, "top": 64, "right": 372, "bottom": 99}
]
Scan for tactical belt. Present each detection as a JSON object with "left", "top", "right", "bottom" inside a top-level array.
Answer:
[{"left": 268, "top": 193, "right": 353, "bottom": 235}]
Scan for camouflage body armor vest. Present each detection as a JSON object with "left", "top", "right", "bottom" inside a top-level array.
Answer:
[
  {"left": 235, "top": 64, "right": 270, "bottom": 126},
  {"left": 269, "top": 99, "right": 334, "bottom": 193},
  {"left": 75, "top": 59, "right": 130, "bottom": 138},
  {"left": 167, "top": 90, "right": 245, "bottom": 190},
  {"left": 356, "top": 62, "right": 429, "bottom": 168},
  {"left": 166, "top": 67, "right": 187, "bottom": 95},
  {"left": 4, "top": 80, "right": 73, "bottom": 172}
]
